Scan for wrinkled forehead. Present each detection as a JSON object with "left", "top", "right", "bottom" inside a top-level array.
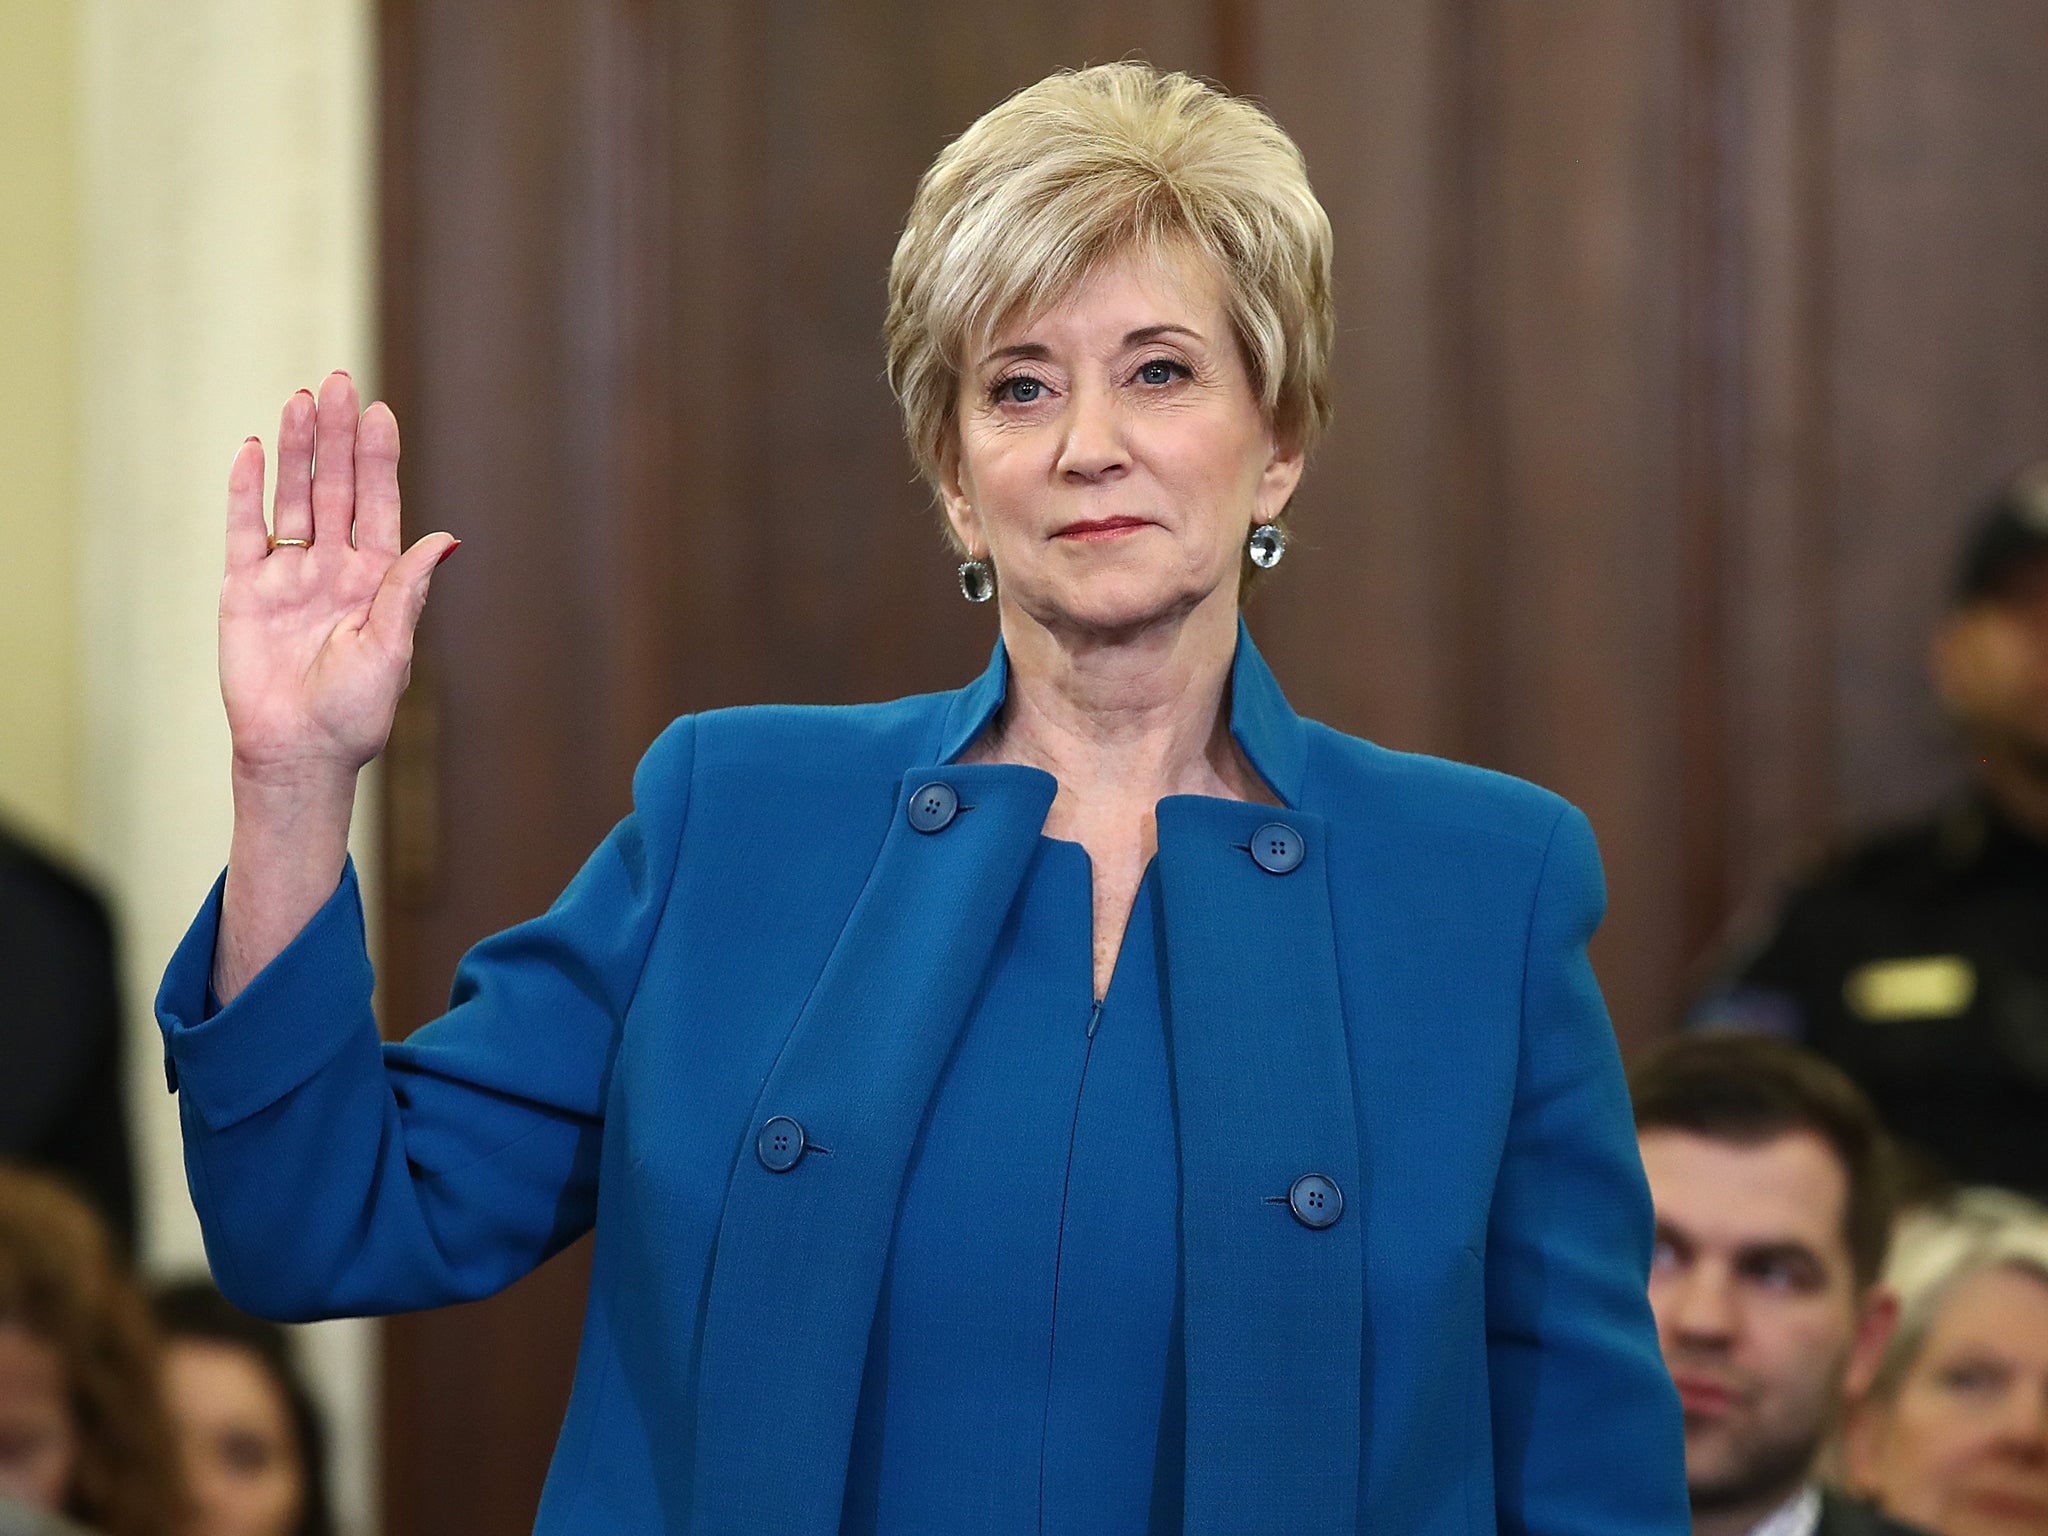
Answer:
[{"left": 956, "top": 231, "right": 1232, "bottom": 371}]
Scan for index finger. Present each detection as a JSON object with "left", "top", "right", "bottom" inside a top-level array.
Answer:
[{"left": 226, "top": 436, "right": 269, "bottom": 573}]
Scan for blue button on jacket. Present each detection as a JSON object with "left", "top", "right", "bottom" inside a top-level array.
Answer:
[{"left": 156, "top": 624, "right": 1687, "bottom": 1535}]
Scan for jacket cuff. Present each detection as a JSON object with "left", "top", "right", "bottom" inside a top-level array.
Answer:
[{"left": 154, "top": 859, "right": 375, "bottom": 1131}]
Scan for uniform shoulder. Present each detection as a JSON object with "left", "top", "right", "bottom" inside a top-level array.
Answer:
[
  {"left": 1784, "top": 805, "right": 1960, "bottom": 900},
  {"left": 1300, "top": 722, "right": 1573, "bottom": 854}
]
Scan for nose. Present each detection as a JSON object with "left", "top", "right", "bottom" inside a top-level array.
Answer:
[
  {"left": 1989, "top": 1377, "right": 2048, "bottom": 1463},
  {"left": 1055, "top": 380, "right": 1129, "bottom": 483},
  {"left": 1665, "top": 1262, "right": 1739, "bottom": 1348}
]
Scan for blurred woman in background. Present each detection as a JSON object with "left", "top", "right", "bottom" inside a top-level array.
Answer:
[
  {"left": 0, "top": 1165, "right": 182, "bottom": 1536},
  {"left": 1845, "top": 1190, "right": 2048, "bottom": 1535},
  {"left": 153, "top": 1282, "right": 333, "bottom": 1536}
]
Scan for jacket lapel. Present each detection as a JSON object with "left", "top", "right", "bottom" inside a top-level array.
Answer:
[
  {"left": 1156, "top": 624, "right": 1366, "bottom": 1533},
  {"left": 689, "top": 760, "right": 1056, "bottom": 1534}
]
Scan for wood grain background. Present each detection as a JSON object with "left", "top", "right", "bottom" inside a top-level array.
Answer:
[{"left": 372, "top": 3, "right": 2048, "bottom": 1528}]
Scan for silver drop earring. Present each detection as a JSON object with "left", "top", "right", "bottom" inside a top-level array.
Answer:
[
  {"left": 1247, "top": 522, "right": 1286, "bottom": 570},
  {"left": 958, "top": 558, "right": 996, "bottom": 603}
]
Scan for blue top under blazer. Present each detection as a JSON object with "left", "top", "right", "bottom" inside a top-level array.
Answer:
[{"left": 156, "top": 621, "right": 1687, "bottom": 1535}]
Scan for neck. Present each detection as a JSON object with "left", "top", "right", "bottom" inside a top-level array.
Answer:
[
  {"left": 1691, "top": 1480, "right": 1811, "bottom": 1536},
  {"left": 977, "top": 595, "right": 1264, "bottom": 805},
  {"left": 1979, "top": 743, "right": 2048, "bottom": 843}
]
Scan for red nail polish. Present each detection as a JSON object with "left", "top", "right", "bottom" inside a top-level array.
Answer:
[
  {"left": 336, "top": 370, "right": 352, "bottom": 380},
  {"left": 435, "top": 539, "right": 461, "bottom": 566}
]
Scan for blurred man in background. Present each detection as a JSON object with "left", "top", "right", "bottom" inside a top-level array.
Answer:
[
  {"left": 0, "top": 825, "right": 132, "bottom": 1248},
  {"left": 1695, "top": 469, "right": 2048, "bottom": 1198},
  {"left": 1633, "top": 1034, "right": 1925, "bottom": 1536}
]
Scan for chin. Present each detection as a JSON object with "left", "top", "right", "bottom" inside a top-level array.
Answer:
[{"left": 1032, "top": 573, "right": 1225, "bottom": 637}]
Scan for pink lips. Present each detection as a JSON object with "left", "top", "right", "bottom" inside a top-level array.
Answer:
[
  {"left": 1054, "top": 517, "right": 1149, "bottom": 542},
  {"left": 1671, "top": 1374, "right": 1736, "bottom": 1417},
  {"left": 1964, "top": 1488, "right": 2048, "bottom": 1523}
]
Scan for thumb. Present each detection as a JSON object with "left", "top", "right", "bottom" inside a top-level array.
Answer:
[{"left": 365, "top": 533, "right": 459, "bottom": 656}]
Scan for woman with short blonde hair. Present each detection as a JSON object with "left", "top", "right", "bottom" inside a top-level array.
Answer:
[
  {"left": 887, "top": 63, "right": 1334, "bottom": 506},
  {"left": 159, "top": 62, "right": 1684, "bottom": 1532},
  {"left": 1844, "top": 1191, "right": 2048, "bottom": 1535}
]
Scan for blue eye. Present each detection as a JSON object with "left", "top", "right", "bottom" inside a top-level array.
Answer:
[
  {"left": 996, "top": 376, "right": 1045, "bottom": 404},
  {"left": 1936, "top": 1360, "right": 2009, "bottom": 1395},
  {"left": 1136, "top": 359, "right": 1185, "bottom": 386}
]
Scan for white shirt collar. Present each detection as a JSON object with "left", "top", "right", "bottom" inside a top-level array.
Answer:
[{"left": 1746, "top": 1484, "right": 1822, "bottom": 1536}]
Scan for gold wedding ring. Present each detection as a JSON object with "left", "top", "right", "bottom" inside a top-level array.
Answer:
[{"left": 267, "top": 536, "right": 312, "bottom": 551}]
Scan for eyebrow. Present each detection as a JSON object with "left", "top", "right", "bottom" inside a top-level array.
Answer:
[
  {"left": 975, "top": 323, "right": 1209, "bottom": 369},
  {"left": 1734, "top": 1241, "right": 1826, "bottom": 1271},
  {"left": 1653, "top": 1223, "right": 1831, "bottom": 1271}
]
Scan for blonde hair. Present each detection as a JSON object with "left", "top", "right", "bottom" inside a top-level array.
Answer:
[
  {"left": 1865, "top": 1188, "right": 2048, "bottom": 1405},
  {"left": 885, "top": 63, "right": 1334, "bottom": 519}
]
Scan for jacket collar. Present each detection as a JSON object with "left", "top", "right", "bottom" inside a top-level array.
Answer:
[{"left": 928, "top": 615, "right": 1309, "bottom": 807}]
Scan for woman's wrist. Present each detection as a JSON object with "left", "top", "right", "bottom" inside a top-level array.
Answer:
[
  {"left": 215, "top": 763, "right": 359, "bottom": 1004},
  {"left": 229, "top": 744, "right": 364, "bottom": 805}
]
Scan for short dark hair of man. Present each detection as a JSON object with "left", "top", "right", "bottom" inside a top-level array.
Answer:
[{"left": 1630, "top": 1033, "right": 1897, "bottom": 1288}]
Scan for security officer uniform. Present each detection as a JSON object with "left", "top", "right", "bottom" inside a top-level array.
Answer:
[
  {"left": 1694, "top": 479, "right": 2048, "bottom": 1199},
  {"left": 1695, "top": 791, "right": 2048, "bottom": 1197}
]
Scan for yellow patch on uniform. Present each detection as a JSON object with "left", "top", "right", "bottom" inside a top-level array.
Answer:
[{"left": 1843, "top": 956, "right": 1977, "bottom": 1022}]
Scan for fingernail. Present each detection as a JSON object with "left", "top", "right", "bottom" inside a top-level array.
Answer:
[
  {"left": 244, "top": 435, "right": 261, "bottom": 445},
  {"left": 295, "top": 388, "right": 314, "bottom": 400},
  {"left": 435, "top": 539, "right": 461, "bottom": 567},
  {"left": 335, "top": 369, "right": 352, "bottom": 380}
]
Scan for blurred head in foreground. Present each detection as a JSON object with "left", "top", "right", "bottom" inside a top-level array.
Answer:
[
  {"left": 152, "top": 1282, "right": 332, "bottom": 1536},
  {"left": 0, "top": 1165, "right": 182, "bottom": 1536},
  {"left": 1631, "top": 1034, "right": 1899, "bottom": 1535},
  {"left": 1844, "top": 1190, "right": 2048, "bottom": 1536}
]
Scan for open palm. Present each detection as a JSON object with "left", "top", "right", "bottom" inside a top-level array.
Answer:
[{"left": 219, "top": 372, "right": 455, "bottom": 781}]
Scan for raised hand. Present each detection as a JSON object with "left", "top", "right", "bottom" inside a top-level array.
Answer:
[
  {"left": 220, "top": 371, "right": 456, "bottom": 782},
  {"left": 213, "top": 372, "right": 457, "bottom": 1002}
]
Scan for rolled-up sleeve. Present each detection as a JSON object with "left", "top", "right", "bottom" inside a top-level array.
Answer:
[
  {"left": 155, "top": 716, "right": 696, "bottom": 1321},
  {"left": 1484, "top": 804, "right": 1687, "bottom": 1533}
]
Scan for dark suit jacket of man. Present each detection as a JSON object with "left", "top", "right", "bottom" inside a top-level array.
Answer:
[
  {"left": 0, "top": 823, "right": 134, "bottom": 1246},
  {"left": 1818, "top": 1489, "right": 1937, "bottom": 1536}
]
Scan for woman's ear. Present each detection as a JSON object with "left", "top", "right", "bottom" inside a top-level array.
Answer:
[
  {"left": 938, "top": 444, "right": 983, "bottom": 557},
  {"left": 1255, "top": 429, "right": 1306, "bottom": 526}
]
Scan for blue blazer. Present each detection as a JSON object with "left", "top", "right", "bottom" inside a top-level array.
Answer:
[{"left": 157, "top": 624, "right": 1685, "bottom": 1534}]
